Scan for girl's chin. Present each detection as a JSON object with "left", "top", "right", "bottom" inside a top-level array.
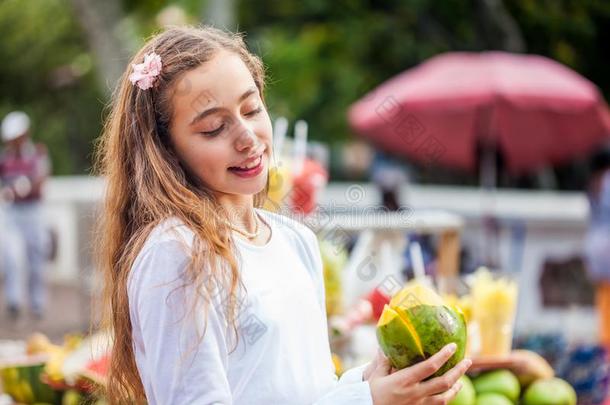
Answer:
[{"left": 227, "top": 179, "right": 268, "bottom": 196}]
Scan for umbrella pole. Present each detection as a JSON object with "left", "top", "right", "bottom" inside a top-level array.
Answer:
[
  {"left": 480, "top": 144, "right": 500, "bottom": 268},
  {"left": 481, "top": 142, "right": 497, "bottom": 190}
]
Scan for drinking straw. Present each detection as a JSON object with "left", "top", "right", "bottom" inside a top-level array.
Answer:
[
  {"left": 409, "top": 241, "right": 428, "bottom": 284},
  {"left": 293, "top": 120, "right": 308, "bottom": 175},
  {"left": 273, "top": 116, "right": 288, "bottom": 163}
]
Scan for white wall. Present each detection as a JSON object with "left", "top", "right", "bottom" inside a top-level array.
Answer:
[{"left": 42, "top": 176, "right": 103, "bottom": 282}]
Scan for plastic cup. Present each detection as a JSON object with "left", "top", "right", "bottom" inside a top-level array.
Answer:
[
  {"left": 470, "top": 269, "right": 518, "bottom": 357},
  {"left": 290, "top": 158, "right": 328, "bottom": 215},
  {"left": 264, "top": 159, "right": 293, "bottom": 213}
]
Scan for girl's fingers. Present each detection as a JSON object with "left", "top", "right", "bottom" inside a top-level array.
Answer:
[
  {"left": 430, "top": 380, "right": 463, "bottom": 405},
  {"left": 374, "top": 348, "right": 387, "bottom": 366},
  {"left": 369, "top": 352, "right": 392, "bottom": 379},
  {"left": 416, "top": 358, "right": 472, "bottom": 396},
  {"left": 394, "top": 343, "right": 458, "bottom": 384},
  {"left": 363, "top": 349, "right": 383, "bottom": 380}
]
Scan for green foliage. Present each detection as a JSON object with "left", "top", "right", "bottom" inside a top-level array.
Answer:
[
  {"left": 505, "top": 0, "right": 610, "bottom": 100},
  {"left": 0, "top": 0, "right": 103, "bottom": 175},
  {"left": 0, "top": 0, "right": 608, "bottom": 184},
  {"left": 239, "top": 0, "right": 482, "bottom": 146},
  {"left": 239, "top": 0, "right": 610, "bottom": 150}
]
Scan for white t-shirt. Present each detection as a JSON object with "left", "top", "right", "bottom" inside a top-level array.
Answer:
[{"left": 128, "top": 208, "right": 373, "bottom": 404}]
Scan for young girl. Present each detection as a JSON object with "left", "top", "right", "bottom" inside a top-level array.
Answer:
[{"left": 95, "top": 26, "right": 470, "bottom": 404}]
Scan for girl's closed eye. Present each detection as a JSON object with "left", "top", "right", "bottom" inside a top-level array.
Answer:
[
  {"left": 245, "top": 106, "right": 263, "bottom": 117},
  {"left": 201, "top": 125, "right": 224, "bottom": 137},
  {"left": 200, "top": 103, "right": 263, "bottom": 137},
  {"left": 199, "top": 118, "right": 225, "bottom": 137}
]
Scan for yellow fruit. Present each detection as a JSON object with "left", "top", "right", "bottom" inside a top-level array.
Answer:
[
  {"left": 26, "top": 333, "right": 52, "bottom": 355},
  {"left": 470, "top": 268, "right": 518, "bottom": 356},
  {"left": 263, "top": 164, "right": 292, "bottom": 212},
  {"left": 511, "top": 349, "right": 554, "bottom": 387},
  {"left": 319, "top": 238, "right": 346, "bottom": 316},
  {"left": 44, "top": 346, "right": 69, "bottom": 382}
]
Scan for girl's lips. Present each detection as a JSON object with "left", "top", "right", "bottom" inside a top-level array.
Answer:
[
  {"left": 229, "top": 154, "right": 262, "bottom": 170},
  {"left": 231, "top": 151, "right": 264, "bottom": 168},
  {"left": 230, "top": 149, "right": 265, "bottom": 169},
  {"left": 228, "top": 154, "right": 264, "bottom": 178}
]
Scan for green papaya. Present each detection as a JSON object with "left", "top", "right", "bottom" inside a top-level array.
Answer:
[{"left": 376, "top": 283, "right": 467, "bottom": 377}]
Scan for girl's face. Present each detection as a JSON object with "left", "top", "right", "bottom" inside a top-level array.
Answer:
[{"left": 169, "top": 50, "right": 273, "bottom": 200}]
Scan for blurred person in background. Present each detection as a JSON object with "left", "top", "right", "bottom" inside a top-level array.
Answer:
[
  {"left": 584, "top": 146, "right": 610, "bottom": 349},
  {"left": 370, "top": 151, "right": 409, "bottom": 211},
  {"left": 0, "top": 111, "right": 51, "bottom": 320}
]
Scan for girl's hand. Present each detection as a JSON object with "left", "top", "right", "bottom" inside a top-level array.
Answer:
[
  {"left": 363, "top": 349, "right": 391, "bottom": 381},
  {"left": 366, "top": 343, "right": 472, "bottom": 405}
]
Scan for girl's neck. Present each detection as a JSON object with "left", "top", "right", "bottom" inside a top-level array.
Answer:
[
  {"left": 217, "top": 194, "right": 258, "bottom": 232},
  {"left": 218, "top": 194, "right": 272, "bottom": 246}
]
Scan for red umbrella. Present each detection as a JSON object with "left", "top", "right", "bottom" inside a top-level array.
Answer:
[{"left": 348, "top": 51, "right": 610, "bottom": 175}]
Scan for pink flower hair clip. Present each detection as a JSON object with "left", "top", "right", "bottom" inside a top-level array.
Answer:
[{"left": 129, "top": 52, "right": 162, "bottom": 90}]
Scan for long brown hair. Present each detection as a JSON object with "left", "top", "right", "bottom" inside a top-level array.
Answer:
[{"left": 94, "top": 26, "right": 268, "bottom": 403}]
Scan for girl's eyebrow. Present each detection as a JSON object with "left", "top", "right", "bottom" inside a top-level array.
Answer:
[{"left": 189, "top": 86, "right": 258, "bottom": 126}]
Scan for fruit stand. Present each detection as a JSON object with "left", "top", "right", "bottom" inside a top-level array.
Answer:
[
  {"left": 0, "top": 203, "right": 598, "bottom": 404},
  {"left": 314, "top": 209, "right": 585, "bottom": 405},
  {"left": 0, "top": 333, "right": 109, "bottom": 404}
]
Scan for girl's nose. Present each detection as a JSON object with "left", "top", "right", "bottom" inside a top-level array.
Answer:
[{"left": 234, "top": 124, "right": 259, "bottom": 152}]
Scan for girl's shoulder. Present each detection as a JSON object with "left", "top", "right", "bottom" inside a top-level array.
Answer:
[
  {"left": 140, "top": 217, "right": 196, "bottom": 254},
  {"left": 130, "top": 217, "right": 195, "bottom": 280}
]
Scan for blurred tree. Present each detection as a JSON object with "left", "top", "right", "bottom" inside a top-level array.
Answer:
[
  {"left": 0, "top": 0, "right": 103, "bottom": 174},
  {"left": 69, "top": 0, "right": 132, "bottom": 95},
  {"left": 476, "top": 0, "right": 525, "bottom": 52},
  {"left": 0, "top": 0, "right": 608, "bottom": 188},
  {"left": 239, "top": 0, "right": 482, "bottom": 147},
  {"left": 202, "top": 0, "right": 236, "bottom": 30},
  {"left": 0, "top": 0, "right": 204, "bottom": 175},
  {"left": 505, "top": 0, "right": 610, "bottom": 103}
]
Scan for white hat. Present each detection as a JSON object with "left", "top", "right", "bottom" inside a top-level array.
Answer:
[{"left": 2, "top": 111, "right": 30, "bottom": 142}]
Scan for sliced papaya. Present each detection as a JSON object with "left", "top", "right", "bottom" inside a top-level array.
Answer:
[
  {"left": 377, "top": 284, "right": 467, "bottom": 377},
  {"left": 376, "top": 305, "right": 425, "bottom": 369}
]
